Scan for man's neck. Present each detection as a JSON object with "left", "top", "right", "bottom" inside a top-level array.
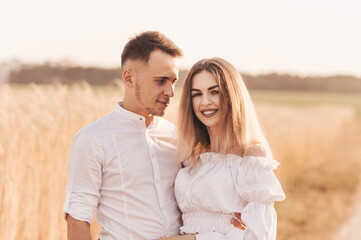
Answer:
[{"left": 119, "top": 101, "right": 154, "bottom": 127}]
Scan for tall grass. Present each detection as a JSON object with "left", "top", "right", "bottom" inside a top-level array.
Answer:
[
  {"left": 0, "top": 83, "right": 360, "bottom": 240},
  {"left": 257, "top": 105, "right": 361, "bottom": 239}
]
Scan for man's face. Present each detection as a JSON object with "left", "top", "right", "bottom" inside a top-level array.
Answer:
[{"left": 134, "top": 50, "right": 179, "bottom": 117}]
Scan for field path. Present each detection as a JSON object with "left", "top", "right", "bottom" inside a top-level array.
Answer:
[{"left": 333, "top": 180, "right": 361, "bottom": 239}]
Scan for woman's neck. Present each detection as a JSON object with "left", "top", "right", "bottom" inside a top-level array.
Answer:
[{"left": 207, "top": 127, "right": 219, "bottom": 152}]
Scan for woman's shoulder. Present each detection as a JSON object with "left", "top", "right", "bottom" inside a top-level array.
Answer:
[{"left": 244, "top": 144, "right": 267, "bottom": 157}]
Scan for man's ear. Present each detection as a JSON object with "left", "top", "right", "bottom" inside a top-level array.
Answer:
[{"left": 122, "top": 69, "right": 134, "bottom": 88}]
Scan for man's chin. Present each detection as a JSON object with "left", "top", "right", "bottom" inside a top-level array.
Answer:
[
  {"left": 146, "top": 108, "right": 165, "bottom": 117},
  {"left": 154, "top": 111, "right": 165, "bottom": 117}
]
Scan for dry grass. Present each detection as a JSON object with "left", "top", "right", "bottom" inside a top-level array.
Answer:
[
  {"left": 257, "top": 105, "right": 361, "bottom": 239},
  {"left": 0, "top": 83, "right": 360, "bottom": 240}
]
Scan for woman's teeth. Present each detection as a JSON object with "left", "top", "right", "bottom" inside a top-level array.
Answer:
[{"left": 201, "top": 110, "right": 218, "bottom": 116}]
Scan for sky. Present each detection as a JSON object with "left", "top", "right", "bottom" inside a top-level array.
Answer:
[{"left": 1, "top": 0, "right": 361, "bottom": 76}]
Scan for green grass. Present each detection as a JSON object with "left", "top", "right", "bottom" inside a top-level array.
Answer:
[{"left": 250, "top": 90, "right": 361, "bottom": 118}]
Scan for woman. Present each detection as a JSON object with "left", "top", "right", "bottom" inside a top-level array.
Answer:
[{"left": 174, "top": 58, "right": 285, "bottom": 240}]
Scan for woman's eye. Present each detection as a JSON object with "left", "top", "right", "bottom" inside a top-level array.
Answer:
[
  {"left": 191, "top": 93, "right": 201, "bottom": 98},
  {"left": 211, "top": 90, "right": 219, "bottom": 94}
]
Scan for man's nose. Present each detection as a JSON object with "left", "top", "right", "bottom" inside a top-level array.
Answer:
[{"left": 164, "top": 83, "right": 174, "bottom": 98}]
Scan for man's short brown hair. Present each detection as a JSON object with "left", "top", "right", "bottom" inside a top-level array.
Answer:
[{"left": 121, "top": 31, "right": 183, "bottom": 67}]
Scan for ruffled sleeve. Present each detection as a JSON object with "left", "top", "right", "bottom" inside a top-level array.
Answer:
[{"left": 236, "top": 156, "right": 285, "bottom": 240}]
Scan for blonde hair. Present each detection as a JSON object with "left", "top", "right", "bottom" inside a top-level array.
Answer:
[{"left": 177, "top": 57, "right": 272, "bottom": 165}]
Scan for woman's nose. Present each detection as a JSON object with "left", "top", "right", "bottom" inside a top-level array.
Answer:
[{"left": 201, "top": 94, "right": 211, "bottom": 105}]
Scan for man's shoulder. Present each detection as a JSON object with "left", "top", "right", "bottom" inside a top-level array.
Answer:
[{"left": 77, "top": 110, "right": 118, "bottom": 136}]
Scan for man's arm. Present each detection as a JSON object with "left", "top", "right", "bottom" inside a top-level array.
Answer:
[
  {"left": 154, "top": 234, "right": 196, "bottom": 240},
  {"left": 155, "top": 213, "right": 246, "bottom": 240},
  {"left": 64, "top": 129, "right": 103, "bottom": 240},
  {"left": 67, "top": 214, "right": 92, "bottom": 240}
]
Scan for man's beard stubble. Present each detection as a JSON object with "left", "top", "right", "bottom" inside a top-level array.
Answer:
[{"left": 135, "top": 80, "right": 165, "bottom": 117}]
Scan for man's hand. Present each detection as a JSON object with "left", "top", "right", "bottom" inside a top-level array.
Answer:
[
  {"left": 154, "top": 234, "right": 196, "bottom": 240},
  {"left": 230, "top": 212, "right": 247, "bottom": 230},
  {"left": 66, "top": 214, "right": 92, "bottom": 240}
]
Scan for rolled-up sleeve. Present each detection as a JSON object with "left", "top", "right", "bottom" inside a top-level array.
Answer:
[{"left": 63, "top": 128, "right": 103, "bottom": 225}]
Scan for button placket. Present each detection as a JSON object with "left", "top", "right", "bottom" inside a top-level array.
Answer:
[
  {"left": 147, "top": 133, "right": 169, "bottom": 234},
  {"left": 145, "top": 130, "right": 168, "bottom": 222}
]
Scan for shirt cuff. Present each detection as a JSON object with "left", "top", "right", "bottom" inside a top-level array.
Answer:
[{"left": 62, "top": 190, "right": 96, "bottom": 225}]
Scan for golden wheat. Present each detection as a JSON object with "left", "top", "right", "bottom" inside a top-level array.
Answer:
[{"left": 0, "top": 83, "right": 359, "bottom": 240}]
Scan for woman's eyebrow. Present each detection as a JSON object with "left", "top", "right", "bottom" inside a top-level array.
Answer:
[
  {"left": 208, "top": 85, "right": 219, "bottom": 90},
  {"left": 191, "top": 85, "right": 219, "bottom": 91}
]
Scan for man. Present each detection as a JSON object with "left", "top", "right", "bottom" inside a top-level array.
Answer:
[{"left": 63, "top": 31, "right": 245, "bottom": 240}]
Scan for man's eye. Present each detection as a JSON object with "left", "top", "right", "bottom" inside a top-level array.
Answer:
[{"left": 157, "top": 80, "right": 165, "bottom": 84}]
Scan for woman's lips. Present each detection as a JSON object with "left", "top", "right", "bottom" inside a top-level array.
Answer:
[{"left": 200, "top": 109, "right": 218, "bottom": 118}]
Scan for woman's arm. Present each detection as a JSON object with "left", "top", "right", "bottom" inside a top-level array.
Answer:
[{"left": 235, "top": 152, "right": 285, "bottom": 239}]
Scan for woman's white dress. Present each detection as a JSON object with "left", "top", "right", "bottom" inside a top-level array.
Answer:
[{"left": 174, "top": 152, "right": 286, "bottom": 240}]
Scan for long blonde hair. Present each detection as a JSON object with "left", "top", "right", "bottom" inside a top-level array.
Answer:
[{"left": 177, "top": 57, "right": 272, "bottom": 165}]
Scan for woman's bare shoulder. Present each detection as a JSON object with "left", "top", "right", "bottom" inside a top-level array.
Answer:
[{"left": 244, "top": 144, "right": 267, "bottom": 157}]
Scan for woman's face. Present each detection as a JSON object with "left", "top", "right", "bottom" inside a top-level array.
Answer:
[{"left": 191, "top": 70, "right": 221, "bottom": 132}]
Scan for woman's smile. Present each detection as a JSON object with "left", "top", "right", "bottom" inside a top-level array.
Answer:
[{"left": 200, "top": 109, "right": 218, "bottom": 118}]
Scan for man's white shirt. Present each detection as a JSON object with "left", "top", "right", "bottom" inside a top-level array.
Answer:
[{"left": 63, "top": 103, "right": 182, "bottom": 240}]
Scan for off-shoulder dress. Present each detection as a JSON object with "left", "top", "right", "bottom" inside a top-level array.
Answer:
[{"left": 174, "top": 152, "right": 286, "bottom": 240}]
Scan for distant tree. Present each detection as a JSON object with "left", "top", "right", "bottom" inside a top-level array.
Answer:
[
  {"left": 8, "top": 63, "right": 361, "bottom": 93},
  {"left": 9, "top": 63, "right": 120, "bottom": 85}
]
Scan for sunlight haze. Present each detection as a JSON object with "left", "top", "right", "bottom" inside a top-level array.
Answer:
[{"left": 1, "top": 0, "right": 360, "bottom": 76}]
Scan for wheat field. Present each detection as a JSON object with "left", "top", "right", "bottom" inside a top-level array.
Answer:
[{"left": 0, "top": 83, "right": 360, "bottom": 240}]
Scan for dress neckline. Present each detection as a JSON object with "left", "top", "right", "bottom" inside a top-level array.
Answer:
[{"left": 197, "top": 152, "right": 280, "bottom": 170}]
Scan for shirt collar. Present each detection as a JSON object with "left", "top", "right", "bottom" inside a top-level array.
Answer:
[{"left": 115, "top": 102, "right": 158, "bottom": 128}]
